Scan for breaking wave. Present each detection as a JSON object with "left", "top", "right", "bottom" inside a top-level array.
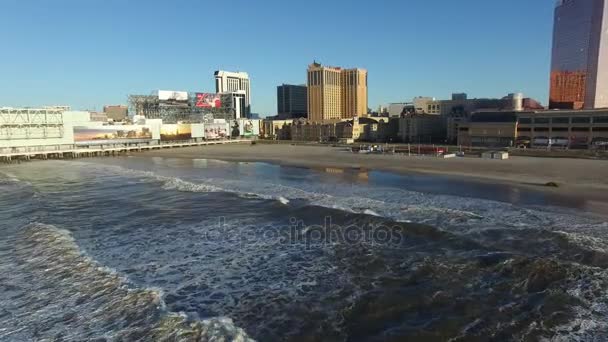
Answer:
[
  {"left": 0, "top": 223, "right": 253, "bottom": 341},
  {"left": 3, "top": 159, "right": 608, "bottom": 340},
  {"left": 78, "top": 161, "right": 608, "bottom": 244}
]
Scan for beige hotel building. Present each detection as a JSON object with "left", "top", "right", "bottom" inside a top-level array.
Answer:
[{"left": 307, "top": 62, "right": 368, "bottom": 122}]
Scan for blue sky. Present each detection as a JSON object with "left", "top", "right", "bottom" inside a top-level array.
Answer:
[{"left": 0, "top": 0, "right": 554, "bottom": 116}]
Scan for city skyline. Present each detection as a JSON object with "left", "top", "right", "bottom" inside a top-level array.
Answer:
[{"left": 0, "top": 0, "right": 554, "bottom": 116}]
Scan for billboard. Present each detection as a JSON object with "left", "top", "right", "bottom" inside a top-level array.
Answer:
[
  {"left": 158, "top": 90, "right": 188, "bottom": 102},
  {"left": 160, "top": 124, "right": 192, "bottom": 141},
  {"left": 74, "top": 125, "right": 153, "bottom": 145},
  {"left": 195, "top": 93, "right": 222, "bottom": 108},
  {"left": 204, "top": 123, "right": 228, "bottom": 140},
  {"left": 232, "top": 119, "right": 260, "bottom": 137}
]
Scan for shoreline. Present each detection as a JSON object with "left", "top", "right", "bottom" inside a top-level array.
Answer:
[{"left": 140, "top": 143, "right": 608, "bottom": 206}]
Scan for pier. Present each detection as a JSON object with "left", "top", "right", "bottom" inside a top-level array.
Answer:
[{"left": 0, "top": 139, "right": 250, "bottom": 163}]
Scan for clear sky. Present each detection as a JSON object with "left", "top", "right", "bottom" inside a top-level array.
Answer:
[{"left": 0, "top": 0, "right": 554, "bottom": 116}]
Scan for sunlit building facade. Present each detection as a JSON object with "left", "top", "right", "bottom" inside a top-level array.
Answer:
[
  {"left": 215, "top": 71, "right": 251, "bottom": 117},
  {"left": 550, "top": 0, "right": 608, "bottom": 109},
  {"left": 307, "top": 62, "right": 367, "bottom": 121},
  {"left": 341, "top": 68, "right": 368, "bottom": 119}
]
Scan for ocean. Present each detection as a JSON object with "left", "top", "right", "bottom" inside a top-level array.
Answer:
[{"left": 1, "top": 156, "right": 607, "bottom": 341}]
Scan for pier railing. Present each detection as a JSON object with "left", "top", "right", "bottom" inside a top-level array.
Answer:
[{"left": 0, "top": 138, "right": 253, "bottom": 163}]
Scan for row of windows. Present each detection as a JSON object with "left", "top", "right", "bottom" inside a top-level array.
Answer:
[
  {"left": 308, "top": 70, "right": 368, "bottom": 87},
  {"left": 518, "top": 127, "right": 608, "bottom": 132},
  {"left": 460, "top": 127, "right": 608, "bottom": 133},
  {"left": 519, "top": 116, "right": 608, "bottom": 124}
]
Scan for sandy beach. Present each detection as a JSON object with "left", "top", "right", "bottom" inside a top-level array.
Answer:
[{"left": 145, "top": 143, "right": 608, "bottom": 204}]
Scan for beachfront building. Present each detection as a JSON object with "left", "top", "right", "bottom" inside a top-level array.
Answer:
[
  {"left": 288, "top": 117, "right": 393, "bottom": 143},
  {"left": 128, "top": 90, "right": 246, "bottom": 122},
  {"left": 359, "top": 117, "right": 397, "bottom": 142},
  {"left": 261, "top": 119, "right": 304, "bottom": 140},
  {"left": 307, "top": 62, "right": 368, "bottom": 121},
  {"left": 457, "top": 112, "right": 519, "bottom": 148},
  {"left": 441, "top": 93, "right": 544, "bottom": 144},
  {"left": 397, "top": 114, "right": 446, "bottom": 143},
  {"left": 550, "top": 0, "right": 608, "bottom": 109},
  {"left": 0, "top": 107, "right": 92, "bottom": 153},
  {"left": 457, "top": 109, "right": 608, "bottom": 148},
  {"left": 517, "top": 109, "right": 608, "bottom": 148}
]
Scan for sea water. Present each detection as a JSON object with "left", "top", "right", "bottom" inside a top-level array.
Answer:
[{"left": 1, "top": 157, "right": 607, "bottom": 341}]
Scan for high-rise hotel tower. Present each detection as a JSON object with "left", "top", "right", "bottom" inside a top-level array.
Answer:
[
  {"left": 215, "top": 71, "right": 251, "bottom": 117},
  {"left": 307, "top": 62, "right": 367, "bottom": 121}
]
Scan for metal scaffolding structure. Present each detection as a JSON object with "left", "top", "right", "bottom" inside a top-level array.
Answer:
[
  {"left": 128, "top": 94, "right": 237, "bottom": 123},
  {"left": 0, "top": 108, "right": 64, "bottom": 140}
]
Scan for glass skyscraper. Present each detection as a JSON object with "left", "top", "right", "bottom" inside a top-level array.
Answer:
[
  {"left": 277, "top": 84, "right": 308, "bottom": 119},
  {"left": 550, "top": 0, "right": 608, "bottom": 109}
]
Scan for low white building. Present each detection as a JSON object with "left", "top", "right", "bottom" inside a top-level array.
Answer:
[
  {"left": 1, "top": 107, "right": 261, "bottom": 154},
  {"left": 0, "top": 107, "right": 91, "bottom": 153}
]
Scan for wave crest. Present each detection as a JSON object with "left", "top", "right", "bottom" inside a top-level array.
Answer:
[{"left": 9, "top": 223, "right": 254, "bottom": 341}]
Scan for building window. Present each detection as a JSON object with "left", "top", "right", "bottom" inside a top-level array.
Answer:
[
  {"left": 517, "top": 127, "right": 531, "bottom": 132},
  {"left": 534, "top": 127, "right": 549, "bottom": 132},
  {"left": 572, "top": 127, "right": 589, "bottom": 132},
  {"left": 593, "top": 127, "right": 608, "bottom": 131},
  {"left": 519, "top": 117, "right": 532, "bottom": 124},
  {"left": 552, "top": 117, "right": 569, "bottom": 124},
  {"left": 572, "top": 117, "right": 591, "bottom": 124},
  {"left": 552, "top": 127, "right": 568, "bottom": 132},
  {"left": 593, "top": 116, "right": 608, "bottom": 123},
  {"left": 534, "top": 118, "right": 550, "bottom": 124}
]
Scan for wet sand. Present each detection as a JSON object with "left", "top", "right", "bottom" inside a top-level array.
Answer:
[{"left": 146, "top": 143, "right": 608, "bottom": 206}]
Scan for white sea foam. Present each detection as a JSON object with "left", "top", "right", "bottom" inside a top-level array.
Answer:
[
  {"left": 4, "top": 159, "right": 608, "bottom": 340},
  {"left": 53, "top": 160, "right": 608, "bottom": 248},
  {"left": 48, "top": 159, "right": 608, "bottom": 260},
  {"left": 363, "top": 209, "right": 381, "bottom": 217},
  {"left": 0, "top": 170, "right": 25, "bottom": 185},
  {"left": 7, "top": 222, "right": 255, "bottom": 341}
]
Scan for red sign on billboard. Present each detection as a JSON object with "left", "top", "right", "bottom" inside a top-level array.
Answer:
[{"left": 195, "top": 93, "right": 222, "bottom": 108}]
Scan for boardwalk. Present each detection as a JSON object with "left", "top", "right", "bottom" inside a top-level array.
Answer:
[{"left": 0, "top": 139, "right": 251, "bottom": 163}]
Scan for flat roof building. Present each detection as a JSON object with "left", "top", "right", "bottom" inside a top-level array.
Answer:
[{"left": 457, "top": 109, "right": 608, "bottom": 148}]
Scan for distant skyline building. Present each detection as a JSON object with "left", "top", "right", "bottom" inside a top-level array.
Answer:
[
  {"left": 307, "top": 63, "right": 342, "bottom": 121},
  {"left": 225, "top": 90, "right": 247, "bottom": 119},
  {"left": 550, "top": 0, "right": 608, "bottom": 109},
  {"left": 341, "top": 68, "right": 368, "bottom": 119},
  {"left": 277, "top": 84, "right": 307, "bottom": 119},
  {"left": 215, "top": 70, "right": 251, "bottom": 117},
  {"left": 307, "top": 62, "right": 368, "bottom": 121}
]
